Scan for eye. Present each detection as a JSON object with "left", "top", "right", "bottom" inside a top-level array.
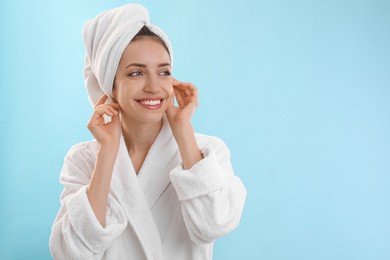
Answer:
[
  {"left": 128, "top": 71, "right": 143, "bottom": 77},
  {"left": 160, "top": 70, "right": 171, "bottom": 76}
]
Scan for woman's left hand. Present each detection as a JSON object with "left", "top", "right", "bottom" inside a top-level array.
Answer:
[
  {"left": 165, "top": 78, "right": 203, "bottom": 169},
  {"left": 165, "top": 78, "right": 198, "bottom": 126}
]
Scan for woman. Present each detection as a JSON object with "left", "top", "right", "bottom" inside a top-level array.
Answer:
[{"left": 49, "top": 4, "right": 247, "bottom": 260}]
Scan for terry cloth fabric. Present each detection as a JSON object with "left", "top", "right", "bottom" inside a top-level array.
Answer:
[
  {"left": 82, "top": 3, "right": 173, "bottom": 106},
  {"left": 49, "top": 114, "right": 248, "bottom": 259}
]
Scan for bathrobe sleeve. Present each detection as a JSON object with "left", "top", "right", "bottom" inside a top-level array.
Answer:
[
  {"left": 169, "top": 136, "right": 247, "bottom": 245},
  {"left": 49, "top": 142, "right": 128, "bottom": 259}
]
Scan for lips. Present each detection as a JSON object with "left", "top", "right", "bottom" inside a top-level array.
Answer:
[{"left": 135, "top": 97, "right": 165, "bottom": 110}]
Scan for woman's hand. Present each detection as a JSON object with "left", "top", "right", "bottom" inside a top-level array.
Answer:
[
  {"left": 87, "top": 94, "right": 121, "bottom": 148},
  {"left": 165, "top": 78, "right": 198, "bottom": 127},
  {"left": 165, "top": 78, "right": 203, "bottom": 169}
]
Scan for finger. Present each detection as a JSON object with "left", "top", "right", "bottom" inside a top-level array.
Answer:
[
  {"left": 165, "top": 90, "right": 174, "bottom": 109},
  {"left": 174, "top": 88, "right": 185, "bottom": 108},
  {"left": 174, "top": 83, "right": 190, "bottom": 96},
  {"left": 174, "top": 85, "right": 195, "bottom": 101},
  {"left": 95, "top": 94, "right": 109, "bottom": 108},
  {"left": 183, "top": 96, "right": 198, "bottom": 104},
  {"left": 174, "top": 82, "right": 197, "bottom": 96},
  {"left": 172, "top": 77, "right": 181, "bottom": 85},
  {"left": 95, "top": 95, "right": 121, "bottom": 112},
  {"left": 174, "top": 82, "right": 196, "bottom": 89},
  {"left": 100, "top": 104, "right": 119, "bottom": 115},
  {"left": 110, "top": 112, "right": 120, "bottom": 124},
  {"left": 169, "top": 88, "right": 177, "bottom": 105},
  {"left": 185, "top": 97, "right": 199, "bottom": 107},
  {"left": 105, "top": 102, "right": 120, "bottom": 110},
  {"left": 104, "top": 106, "right": 119, "bottom": 116},
  {"left": 93, "top": 106, "right": 117, "bottom": 118},
  {"left": 95, "top": 102, "right": 120, "bottom": 117},
  {"left": 187, "top": 101, "right": 198, "bottom": 115},
  {"left": 184, "top": 83, "right": 198, "bottom": 96}
]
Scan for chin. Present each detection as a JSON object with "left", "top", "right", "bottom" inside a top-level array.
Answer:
[{"left": 136, "top": 112, "right": 164, "bottom": 124}]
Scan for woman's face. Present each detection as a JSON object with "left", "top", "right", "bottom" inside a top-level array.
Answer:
[{"left": 113, "top": 37, "right": 172, "bottom": 124}]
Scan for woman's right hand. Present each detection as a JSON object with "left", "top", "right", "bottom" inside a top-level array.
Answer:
[{"left": 87, "top": 94, "right": 121, "bottom": 148}]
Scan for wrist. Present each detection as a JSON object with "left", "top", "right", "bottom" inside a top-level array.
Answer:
[
  {"left": 98, "top": 144, "right": 119, "bottom": 159},
  {"left": 170, "top": 120, "right": 193, "bottom": 135},
  {"left": 170, "top": 123, "right": 203, "bottom": 169}
]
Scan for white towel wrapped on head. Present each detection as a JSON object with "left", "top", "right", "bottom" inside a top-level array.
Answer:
[{"left": 82, "top": 3, "right": 174, "bottom": 106}]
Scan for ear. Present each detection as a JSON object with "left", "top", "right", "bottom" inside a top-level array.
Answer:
[{"left": 112, "top": 84, "right": 118, "bottom": 102}]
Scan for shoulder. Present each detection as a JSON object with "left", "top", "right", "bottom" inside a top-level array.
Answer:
[
  {"left": 64, "top": 139, "right": 99, "bottom": 163},
  {"left": 58, "top": 140, "right": 99, "bottom": 186},
  {"left": 60, "top": 139, "right": 99, "bottom": 180}
]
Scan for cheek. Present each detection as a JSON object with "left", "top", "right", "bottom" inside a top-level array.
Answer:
[
  {"left": 115, "top": 81, "right": 139, "bottom": 99},
  {"left": 162, "top": 82, "right": 173, "bottom": 95},
  {"left": 115, "top": 89, "right": 132, "bottom": 107}
]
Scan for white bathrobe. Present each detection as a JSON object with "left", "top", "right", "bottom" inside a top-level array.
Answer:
[{"left": 49, "top": 114, "right": 247, "bottom": 259}]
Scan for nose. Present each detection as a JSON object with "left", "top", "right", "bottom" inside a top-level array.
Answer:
[{"left": 143, "top": 75, "right": 160, "bottom": 93}]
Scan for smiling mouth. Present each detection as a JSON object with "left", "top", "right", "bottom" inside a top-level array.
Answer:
[
  {"left": 135, "top": 98, "right": 165, "bottom": 110},
  {"left": 136, "top": 99, "right": 164, "bottom": 105}
]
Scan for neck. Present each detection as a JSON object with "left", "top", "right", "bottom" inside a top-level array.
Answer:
[{"left": 120, "top": 115, "right": 163, "bottom": 156}]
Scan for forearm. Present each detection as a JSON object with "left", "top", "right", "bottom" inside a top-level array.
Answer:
[
  {"left": 87, "top": 145, "right": 118, "bottom": 227},
  {"left": 169, "top": 141, "right": 247, "bottom": 244},
  {"left": 171, "top": 121, "right": 203, "bottom": 170}
]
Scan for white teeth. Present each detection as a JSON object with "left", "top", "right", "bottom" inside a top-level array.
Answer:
[{"left": 140, "top": 99, "right": 161, "bottom": 106}]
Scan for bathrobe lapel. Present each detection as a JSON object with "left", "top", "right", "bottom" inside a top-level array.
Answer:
[
  {"left": 137, "top": 114, "right": 181, "bottom": 209},
  {"left": 110, "top": 114, "right": 180, "bottom": 260}
]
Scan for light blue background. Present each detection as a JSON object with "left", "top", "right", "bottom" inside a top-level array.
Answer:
[{"left": 1, "top": 0, "right": 389, "bottom": 259}]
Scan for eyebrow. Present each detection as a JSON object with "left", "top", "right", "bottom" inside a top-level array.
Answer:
[{"left": 125, "top": 63, "right": 171, "bottom": 69}]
